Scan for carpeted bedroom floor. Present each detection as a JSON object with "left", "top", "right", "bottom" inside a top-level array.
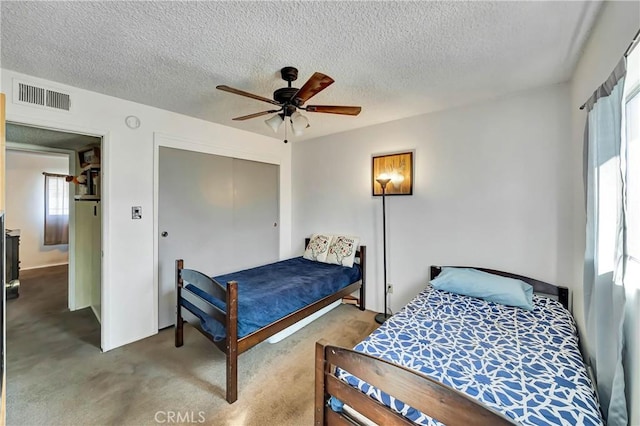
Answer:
[{"left": 6, "top": 265, "right": 378, "bottom": 425}]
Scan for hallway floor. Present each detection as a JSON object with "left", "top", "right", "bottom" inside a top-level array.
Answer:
[{"left": 6, "top": 265, "right": 101, "bottom": 424}]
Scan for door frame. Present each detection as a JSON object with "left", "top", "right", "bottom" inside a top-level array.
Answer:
[
  {"left": 4, "top": 114, "right": 109, "bottom": 351},
  {"left": 152, "top": 132, "right": 286, "bottom": 330}
]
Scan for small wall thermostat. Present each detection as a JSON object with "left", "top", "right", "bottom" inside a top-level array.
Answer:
[{"left": 132, "top": 206, "right": 142, "bottom": 219}]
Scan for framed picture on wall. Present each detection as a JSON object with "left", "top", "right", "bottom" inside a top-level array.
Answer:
[{"left": 372, "top": 151, "right": 414, "bottom": 196}]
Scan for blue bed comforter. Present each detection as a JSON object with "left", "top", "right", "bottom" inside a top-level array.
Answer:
[
  {"left": 335, "top": 285, "right": 603, "bottom": 426},
  {"left": 182, "top": 257, "right": 360, "bottom": 341}
]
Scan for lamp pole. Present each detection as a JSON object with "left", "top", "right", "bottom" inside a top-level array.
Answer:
[{"left": 375, "top": 177, "right": 391, "bottom": 324}]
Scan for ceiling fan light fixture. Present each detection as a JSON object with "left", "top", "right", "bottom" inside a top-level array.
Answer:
[
  {"left": 265, "top": 114, "right": 284, "bottom": 132},
  {"left": 291, "top": 111, "right": 310, "bottom": 135},
  {"left": 291, "top": 121, "right": 308, "bottom": 136}
]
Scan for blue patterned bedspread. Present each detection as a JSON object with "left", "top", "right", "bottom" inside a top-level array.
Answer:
[
  {"left": 183, "top": 257, "right": 360, "bottom": 341},
  {"left": 336, "top": 285, "right": 603, "bottom": 425}
]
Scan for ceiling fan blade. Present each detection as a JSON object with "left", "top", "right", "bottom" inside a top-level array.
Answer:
[
  {"left": 232, "top": 110, "right": 280, "bottom": 121},
  {"left": 216, "top": 85, "right": 281, "bottom": 106},
  {"left": 292, "top": 73, "right": 335, "bottom": 105},
  {"left": 306, "top": 105, "right": 362, "bottom": 116}
]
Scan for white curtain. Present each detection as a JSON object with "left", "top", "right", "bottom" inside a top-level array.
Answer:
[
  {"left": 44, "top": 173, "right": 69, "bottom": 245},
  {"left": 583, "top": 57, "right": 628, "bottom": 425}
]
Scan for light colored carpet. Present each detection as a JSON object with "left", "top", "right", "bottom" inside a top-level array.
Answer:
[{"left": 7, "top": 266, "right": 378, "bottom": 425}]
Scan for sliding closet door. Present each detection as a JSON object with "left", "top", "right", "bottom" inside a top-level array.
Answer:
[
  {"left": 158, "top": 147, "right": 279, "bottom": 329},
  {"left": 231, "top": 158, "right": 279, "bottom": 270}
]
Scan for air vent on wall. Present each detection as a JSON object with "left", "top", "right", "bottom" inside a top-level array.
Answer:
[
  {"left": 13, "top": 79, "right": 72, "bottom": 112},
  {"left": 45, "top": 89, "right": 70, "bottom": 111}
]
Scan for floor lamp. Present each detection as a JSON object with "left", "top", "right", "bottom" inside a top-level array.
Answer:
[{"left": 375, "top": 177, "right": 392, "bottom": 324}]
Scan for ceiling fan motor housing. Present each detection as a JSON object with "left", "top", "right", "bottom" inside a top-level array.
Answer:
[
  {"left": 280, "top": 66, "right": 298, "bottom": 82},
  {"left": 273, "top": 87, "right": 300, "bottom": 113},
  {"left": 275, "top": 67, "right": 304, "bottom": 112}
]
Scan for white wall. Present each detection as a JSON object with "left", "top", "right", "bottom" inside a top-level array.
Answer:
[
  {"left": 1, "top": 70, "right": 290, "bottom": 351},
  {"left": 293, "top": 83, "right": 571, "bottom": 314},
  {"left": 5, "top": 149, "right": 69, "bottom": 269},
  {"left": 569, "top": 1, "right": 640, "bottom": 422}
]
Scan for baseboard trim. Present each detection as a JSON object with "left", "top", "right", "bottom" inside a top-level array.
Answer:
[
  {"left": 71, "top": 303, "right": 90, "bottom": 312},
  {"left": 91, "top": 305, "right": 101, "bottom": 324},
  {"left": 21, "top": 262, "right": 69, "bottom": 271}
]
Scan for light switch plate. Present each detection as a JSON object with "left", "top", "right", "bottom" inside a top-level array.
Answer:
[{"left": 132, "top": 206, "right": 142, "bottom": 219}]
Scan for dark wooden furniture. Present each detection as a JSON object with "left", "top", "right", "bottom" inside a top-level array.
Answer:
[
  {"left": 175, "top": 239, "right": 366, "bottom": 404},
  {"left": 5, "top": 230, "right": 20, "bottom": 299},
  {"left": 315, "top": 266, "right": 570, "bottom": 425}
]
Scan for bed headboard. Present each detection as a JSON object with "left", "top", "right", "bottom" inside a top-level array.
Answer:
[{"left": 430, "top": 266, "right": 570, "bottom": 310}]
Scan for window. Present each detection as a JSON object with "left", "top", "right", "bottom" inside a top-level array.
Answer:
[
  {"left": 44, "top": 173, "right": 69, "bottom": 245},
  {"left": 47, "top": 175, "right": 69, "bottom": 216},
  {"left": 625, "top": 47, "right": 639, "bottom": 263}
]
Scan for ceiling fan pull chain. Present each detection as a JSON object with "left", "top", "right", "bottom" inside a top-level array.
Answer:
[{"left": 283, "top": 113, "right": 288, "bottom": 144}]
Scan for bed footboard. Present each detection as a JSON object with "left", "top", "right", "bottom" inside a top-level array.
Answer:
[
  {"left": 175, "top": 259, "right": 240, "bottom": 403},
  {"left": 314, "top": 340, "right": 516, "bottom": 426}
]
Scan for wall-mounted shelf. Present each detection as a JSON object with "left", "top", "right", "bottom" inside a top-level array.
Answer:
[
  {"left": 74, "top": 163, "right": 101, "bottom": 201},
  {"left": 74, "top": 194, "right": 100, "bottom": 201}
]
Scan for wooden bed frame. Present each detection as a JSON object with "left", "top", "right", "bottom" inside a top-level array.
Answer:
[
  {"left": 175, "top": 239, "right": 366, "bottom": 404},
  {"left": 315, "top": 266, "right": 570, "bottom": 425}
]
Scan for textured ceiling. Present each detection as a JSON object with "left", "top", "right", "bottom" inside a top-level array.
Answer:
[
  {"left": 1, "top": 1, "right": 601, "bottom": 142},
  {"left": 6, "top": 123, "right": 101, "bottom": 151}
]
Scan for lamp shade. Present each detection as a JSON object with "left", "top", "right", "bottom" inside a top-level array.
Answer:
[
  {"left": 375, "top": 176, "right": 391, "bottom": 190},
  {"left": 290, "top": 111, "right": 310, "bottom": 136},
  {"left": 265, "top": 114, "right": 284, "bottom": 132}
]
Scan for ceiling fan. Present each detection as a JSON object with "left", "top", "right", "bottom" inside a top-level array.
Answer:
[{"left": 216, "top": 67, "right": 362, "bottom": 143}]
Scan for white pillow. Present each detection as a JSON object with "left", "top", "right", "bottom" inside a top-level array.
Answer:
[
  {"left": 325, "top": 235, "right": 360, "bottom": 267},
  {"left": 303, "top": 234, "right": 332, "bottom": 262}
]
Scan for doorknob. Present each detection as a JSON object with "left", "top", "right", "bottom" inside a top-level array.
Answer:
[{"left": 161, "top": 231, "right": 168, "bottom": 237}]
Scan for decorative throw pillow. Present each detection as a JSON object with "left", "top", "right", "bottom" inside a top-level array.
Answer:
[
  {"left": 430, "top": 267, "right": 534, "bottom": 311},
  {"left": 303, "top": 234, "right": 332, "bottom": 262},
  {"left": 325, "top": 235, "right": 360, "bottom": 268}
]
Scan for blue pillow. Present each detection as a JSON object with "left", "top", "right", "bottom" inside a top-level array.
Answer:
[{"left": 430, "top": 267, "right": 533, "bottom": 311}]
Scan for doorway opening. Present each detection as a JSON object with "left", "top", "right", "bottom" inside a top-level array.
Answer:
[{"left": 5, "top": 123, "right": 102, "bottom": 350}]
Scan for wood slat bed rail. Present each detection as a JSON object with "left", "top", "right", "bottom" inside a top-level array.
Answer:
[
  {"left": 315, "top": 340, "right": 516, "bottom": 426},
  {"left": 325, "top": 375, "right": 413, "bottom": 425},
  {"left": 181, "top": 286, "right": 227, "bottom": 326},
  {"left": 179, "top": 308, "right": 229, "bottom": 352},
  {"left": 430, "top": 265, "right": 570, "bottom": 310},
  {"left": 180, "top": 268, "right": 227, "bottom": 302}
]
